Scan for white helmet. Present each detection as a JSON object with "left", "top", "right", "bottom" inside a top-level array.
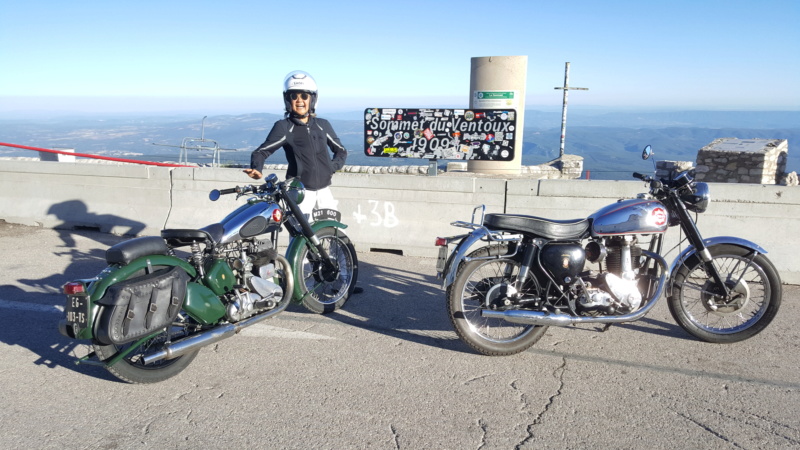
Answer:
[{"left": 283, "top": 70, "right": 318, "bottom": 116}]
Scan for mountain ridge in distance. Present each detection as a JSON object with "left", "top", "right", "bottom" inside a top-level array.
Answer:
[{"left": 1, "top": 110, "right": 797, "bottom": 180}]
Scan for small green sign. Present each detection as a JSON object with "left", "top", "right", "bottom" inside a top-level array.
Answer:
[{"left": 476, "top": 91, "right": 514, "bottom": 100}]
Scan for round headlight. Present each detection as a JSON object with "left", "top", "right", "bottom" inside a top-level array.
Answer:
[
  {"left": 682, "top": 182, "right": 710, "bottom": 213},
  {"left": 286, "top": 178, "right": 306, "bottom": 205}
]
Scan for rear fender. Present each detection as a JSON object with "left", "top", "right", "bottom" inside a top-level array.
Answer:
[
  {"left": 441, "top": 228, "right": 492, "bottom": 288},
  {"left": 71, "top": 255, "right": 197, "bottom": 340}
]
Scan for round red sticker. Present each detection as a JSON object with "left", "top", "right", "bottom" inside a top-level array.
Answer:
[{"left": 651, "top": 207, "right": 667, "bottom": 226}]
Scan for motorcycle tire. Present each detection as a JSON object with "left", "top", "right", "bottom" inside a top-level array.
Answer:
[
  {"left": 295, "top": 227, "right": 359, "bottom": 314},
  {"left": 448, "top": 245, "right": 547, "bottom": 356},
  {"left": 668, "top": 244, "right": 782, "bottom": 343},
  {"left": 92, "top": 322, "right": 199, "bottom": 384}
]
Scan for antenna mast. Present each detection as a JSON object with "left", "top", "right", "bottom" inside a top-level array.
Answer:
[{"left": 554, "top": 62, "right": 588, "bottom": 159}]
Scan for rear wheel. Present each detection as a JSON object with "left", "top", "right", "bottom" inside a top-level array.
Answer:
[
  {"left": 448, "top": 246, "right": 547, "bottom": 356},
  {"left": 93, "top": 315, "right": 199, "bottom": 384},
  {"left": 294, "top": 227, "right": 358, "bottom": 314},
  {"left": 668, "top": 244, "right": 781, "bottom": 343}
]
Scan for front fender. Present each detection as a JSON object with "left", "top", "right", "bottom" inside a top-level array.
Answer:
[
  {"left": 667, "top": 236, "right": 768, "bottom": 296},
  {"left": 285, "top": 219, "right": 348, "bottom": 262},
  {"left": 285, "top": 220, "right": 349, "bottom": 302},
  {"left": 669, "top": 236, "right": 768, "bottom": 275}
]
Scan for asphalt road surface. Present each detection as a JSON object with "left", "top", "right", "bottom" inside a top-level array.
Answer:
[{"left": 1, "top": 222, "right": 799, "bottom": 449}]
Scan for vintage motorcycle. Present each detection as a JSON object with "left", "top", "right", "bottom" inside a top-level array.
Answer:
[
  {"left": 436, "top": 146, "right": 781, "bottom": 356},
  {"left": 59, "top": 174, "right": 358, "bottom": 383}
]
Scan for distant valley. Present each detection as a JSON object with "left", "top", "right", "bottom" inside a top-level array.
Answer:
[{"left": 1, "top": 110, "right": 798, "bottom": 180}]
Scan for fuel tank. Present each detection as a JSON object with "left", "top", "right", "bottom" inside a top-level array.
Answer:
[
  {"left": 217, "top": 201, "right": 282, "bottom": 244},
  {"left": 588, "top": 199, "right": 668, "bottom": 236}
]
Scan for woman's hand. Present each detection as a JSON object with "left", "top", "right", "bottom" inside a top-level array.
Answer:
[{"left": 243, "top": 168, "right": 263, "bottom": 180}]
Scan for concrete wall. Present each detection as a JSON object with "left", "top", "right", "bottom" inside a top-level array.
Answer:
[{"left": 2, "top": 159, "right": 798, "bottom": 284}]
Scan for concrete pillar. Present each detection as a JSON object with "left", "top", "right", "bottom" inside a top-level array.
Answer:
[{"left": 467, "top": 55, "right": 527, "bottom": 174}]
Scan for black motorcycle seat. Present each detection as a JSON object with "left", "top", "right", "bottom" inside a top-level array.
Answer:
[
  {"left": 161, "top": 223, "right": 223, "bottom": 248},
  {"left": 484, "top": 213, "right": 590, "bottom": 240},
  {"left": 106, "top": 236, "right": 170, "bottom": 265}
]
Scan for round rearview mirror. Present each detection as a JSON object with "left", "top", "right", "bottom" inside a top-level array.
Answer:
[
  {"left": 209, "top": 189, "right": 221, "bottom": 201},
  {"left": 642, "top": 145, "right": 653, "bottom": 160}
]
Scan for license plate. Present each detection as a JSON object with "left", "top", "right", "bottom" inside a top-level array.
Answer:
[
  {"left": 65, "top": 294, "right": 88, "bottom": 329},
  {"left": 436, "top": 245, "right": 448, "bottom": 273}
]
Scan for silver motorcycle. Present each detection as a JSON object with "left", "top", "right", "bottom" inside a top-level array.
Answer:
[{"left": 436, "top": 145, "right": 782, "bottom": 356}]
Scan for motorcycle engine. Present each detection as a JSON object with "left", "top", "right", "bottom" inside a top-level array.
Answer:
[
  {"left": 219, "top": 239, "right": 284, "bottom": 322},
  {"left": 576, "top": 236, "right": 643, "bottom": 314},
  {"left": 578, "top": 273, "right": 642, "bottom": 313}
]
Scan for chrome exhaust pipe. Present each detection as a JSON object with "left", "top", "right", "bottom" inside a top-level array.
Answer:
[
  {"left": 142, "top": 297, "right": 289, "bottom": 364},
  {"left": 142, "top": 257, "right": 294, "bottom": 365},
  {"left": 483, "top": 252, "right": 667, "bottom": 327},
  {"left": 482, "top": 305, "right": 652, "bottom": 326}
]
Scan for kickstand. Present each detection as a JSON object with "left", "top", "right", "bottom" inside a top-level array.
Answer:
[{"left": 601, "top": 323, "right": 613, "bottom": 332}]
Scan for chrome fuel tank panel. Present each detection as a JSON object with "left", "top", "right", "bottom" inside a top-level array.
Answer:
[
  {"left": 589, "top": 199, "right": 669, "bottom": 236},
  {"left": 218, "top": 202, "right": 281, "bottom": 244}
]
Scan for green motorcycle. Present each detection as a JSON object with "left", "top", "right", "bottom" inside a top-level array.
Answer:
[{"left": 59, "top": 174, "right": 358, "bottom": 383}]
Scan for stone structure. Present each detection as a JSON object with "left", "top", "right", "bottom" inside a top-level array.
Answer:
[
  {"left": 656, "top": 160, "right": 695, "bottom": 180},
  {"left": 695, "top": 138, "right": 788, "bottom": 184}
]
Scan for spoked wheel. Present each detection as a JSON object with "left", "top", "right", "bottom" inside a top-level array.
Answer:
[
  {"left": 448, "top": 247, "right": 547, "bottom": 356},
  {"left": 668, "top": 244, "right": 782, "bottom": 343},
  {"left": 295, "top": 227, "right": 358, "bottom": 314},
  {"left": 93, "top": 315, "right": 199, "bottom": 384}
]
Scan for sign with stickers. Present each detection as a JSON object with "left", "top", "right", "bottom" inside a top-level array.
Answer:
[{"left": 363, "top": 108, "right": 517, "bottom": 161}]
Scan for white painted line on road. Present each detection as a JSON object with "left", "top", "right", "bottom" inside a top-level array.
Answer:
[
  {"left": 0, "top": 298, "right": 334, "bottom": 340},
  {"left": 0, "top": 298, "right": 63, "bottom": 314},
  {"left": 239, "top": 324, "right": 335, "bottom": 340}
]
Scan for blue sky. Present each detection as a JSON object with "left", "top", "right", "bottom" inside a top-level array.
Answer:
[{"left": 1, "top": 0, "right": 798, "bottom": 115}]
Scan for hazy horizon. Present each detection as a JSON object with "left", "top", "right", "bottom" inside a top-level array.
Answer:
[{"left": 2, "top": 95, "right": 798, "bottom": 121}]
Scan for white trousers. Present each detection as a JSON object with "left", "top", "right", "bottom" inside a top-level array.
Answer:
[{"left": 298, "top": 187, "right": 338, "bottom": 217}]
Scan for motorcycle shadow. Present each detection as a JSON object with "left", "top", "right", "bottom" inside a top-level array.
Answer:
[
  {"left": 0, "top": 225, "right": 134, "bottom": 382},
  {"left": 301, "top": 251, "right": 470, "bottom": 353},
  {"left": 304, "top": 253, "right": 697, "bottom": 353},
  {"left": 613, "top": 316, "right": 696, "bottom": 341}
]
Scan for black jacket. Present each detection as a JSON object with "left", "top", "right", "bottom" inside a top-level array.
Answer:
[{"left": 250, "top": 116, "right": 348, "bottom": 190}]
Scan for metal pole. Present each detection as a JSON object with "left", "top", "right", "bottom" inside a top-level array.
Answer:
[{"left": 554, "top": 62, "right": 588, "bottom": 159}]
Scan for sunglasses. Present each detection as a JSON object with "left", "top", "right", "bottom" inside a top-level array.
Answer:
[{"left": 288, "top": 92, "right": 311, "bottom": 101}]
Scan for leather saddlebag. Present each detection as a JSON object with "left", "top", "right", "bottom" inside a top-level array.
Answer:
[{"left": 94, "top": 266, "right": 190, "bottom": 345}]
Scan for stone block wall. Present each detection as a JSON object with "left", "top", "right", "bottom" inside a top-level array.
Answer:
[
  {"left": 695, "top": 138, "right": 788, "bottom": 184},
  {"left": 656, "top": 160, "right": 695, "bottom": 180}
]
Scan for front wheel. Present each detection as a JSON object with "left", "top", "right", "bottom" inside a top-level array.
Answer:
[
  {"left": 294, "top": 227, "right": 358, "bottom": 314},
  {"left": 448, "top": 246, "right": 547, "bottom": 356},
  {"left": 668, "top": 244, "right": 782, "bottom": 343}
]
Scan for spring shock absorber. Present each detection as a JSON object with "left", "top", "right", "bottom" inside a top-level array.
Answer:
[{"left": 190, "top": 241, "right": 205, "bottom": 277}]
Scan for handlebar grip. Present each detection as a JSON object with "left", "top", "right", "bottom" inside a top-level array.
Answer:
[
  {"left": 632, "top": 172, "right": 646, "bottom": 180},
  {"left": 218, "top": 187, "right": 238, "bottom": 195}
]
